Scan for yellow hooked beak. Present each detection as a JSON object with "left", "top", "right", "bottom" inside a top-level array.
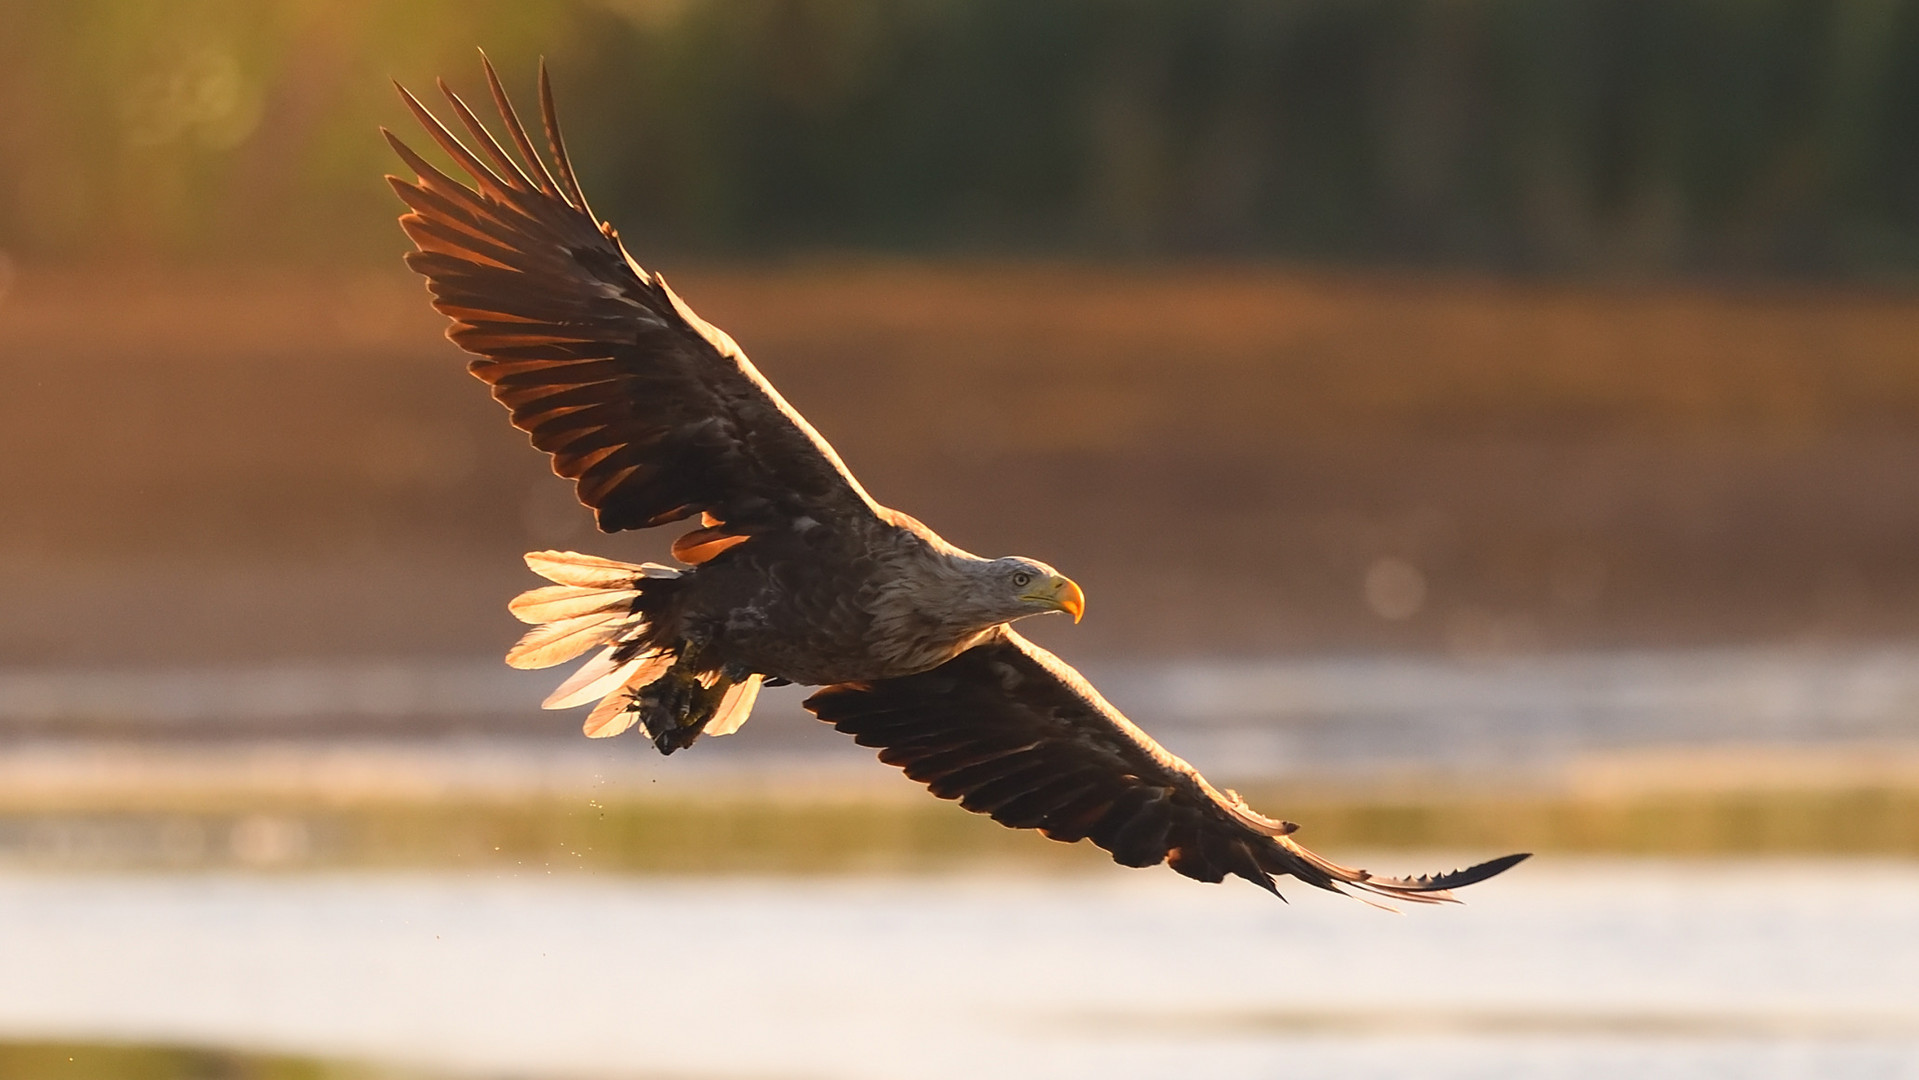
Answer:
[{"left": 1022, "top": 574, "right": 1086, "bottom": 623}]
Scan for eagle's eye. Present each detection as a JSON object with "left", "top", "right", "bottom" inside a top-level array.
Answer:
[{"left": 1011, "top": 571, "right": 1034, "bottom": 588}]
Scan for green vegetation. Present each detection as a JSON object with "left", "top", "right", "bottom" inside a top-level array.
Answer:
[
  {"left": 3, "top": 786, "right": 1914, "bottom": 875},
  {"left": 1241, "top": 786, "right": 1919, "bottom": 858},
  {"left": 0, "top": 1040, "right": 400, "bottom": 1080},
  {"left": 7, "top": 0, "right": 1919, "bottom": 272}
]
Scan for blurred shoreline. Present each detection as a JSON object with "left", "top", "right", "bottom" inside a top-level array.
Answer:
[
  {"left": 1, "top": 643, "right": 1915, "bottom": 870},
  {"left": 3, "top": 641, "right": 1916, "bottom": 782},
  {"left": 11, "top": 634, "right": 1919, "bottom": 717}
]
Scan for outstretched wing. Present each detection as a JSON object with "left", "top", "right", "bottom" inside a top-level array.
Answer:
[
  {"left": 806, "top": 629, "right": 1528, "bottom": 903},
  {"left": 385, "top": 57, "right": 880, "bottom": 537}
]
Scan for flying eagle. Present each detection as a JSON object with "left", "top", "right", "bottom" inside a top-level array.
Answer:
[{"left": 383, "top": 57, "right": 1527, "bottom": 903}]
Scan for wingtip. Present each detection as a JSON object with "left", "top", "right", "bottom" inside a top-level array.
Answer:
[
  {"left": 533, "top": 57, "right": 590, "bottom": 213},
  {"left": 392, "top": 79, "right": 434, "bottom": 119},
  {"left": 391, "top": 77, "right": 423, "bottom": 107},
  {"left": 1436, "top": 851, "right": 1532, "bottom": 889},
  {"left": 1382, "top": 851, "right": 1531, "bottom": 894}
]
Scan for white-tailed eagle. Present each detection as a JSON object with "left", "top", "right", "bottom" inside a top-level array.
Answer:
[{"left": 384, "top": 57, "right": 1526, "bottom": 903}]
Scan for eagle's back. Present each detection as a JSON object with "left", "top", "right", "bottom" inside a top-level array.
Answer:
[{"left": 673, "top": 511, "right": 980, "bottom": 685}]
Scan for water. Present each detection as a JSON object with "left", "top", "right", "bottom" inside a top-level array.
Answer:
[
  {"left": 5, "top": 643, "right": 1918, "bottom": 795},
  {"left": 0, "top": 860, "right": 1912, "bottom": 1079}
]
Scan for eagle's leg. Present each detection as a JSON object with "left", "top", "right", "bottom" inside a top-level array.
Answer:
[
  {"left": 635, "top": 645, "right": 749, "bottom": 756},
  {"left": 633, "top": 648, "right": 709, "bottom": 755}
]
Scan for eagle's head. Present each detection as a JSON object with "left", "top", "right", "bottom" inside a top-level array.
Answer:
[{"left": 981, "top": 556, "right": 1086, "bottom": 624}]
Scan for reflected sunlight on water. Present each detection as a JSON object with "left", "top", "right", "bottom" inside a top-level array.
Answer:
[{"left": 0, "top": 860, "right": 1911, "bottom": 1080}]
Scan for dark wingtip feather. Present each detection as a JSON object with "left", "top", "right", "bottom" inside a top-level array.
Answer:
[
  {"left": 1426, "top": 851, "right": 1531, "bottom": 890},
  {"left": 537, "top": 58, "right": 592, "bottom": 215},
  {"left": 382, "top": 127, "right": 478, "bottom": 208},
  {"left": 479, "top": 50, "right": 562, "bottom": 198},
  {"left": 381, "top": 127, "right": 431, "bottom": 175},
  {"left": 1367, "top": 851, "right": 1531, "bottom": 897},
  {"left": 393, "top": 77, "right": 515, "bottom": 199},
  {"left": 436, "top": 76, "right": 537, "bottom": 193}
]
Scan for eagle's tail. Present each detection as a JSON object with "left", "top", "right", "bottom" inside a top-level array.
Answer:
[{"left": 505, "top": 550, "right": 764, "bottom": 751}]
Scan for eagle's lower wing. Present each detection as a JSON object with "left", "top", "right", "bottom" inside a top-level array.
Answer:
[
  {"left": 805, "top": 628, "right": 1528, "bottom": 903},
  {"left": 385, "top": 57, "right": 880, "bottom": 537}
]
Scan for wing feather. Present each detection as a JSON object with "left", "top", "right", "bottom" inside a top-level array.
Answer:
[
  {"left": 536, "top": 60, "right": 592, "bottom": 213},
  {"left": 480, "top": 52, "right": 563, "bottom": 198},
  {"left": 435, "top": 78, "right": 538, "bottom": 192},
  {"left": 806, "top": 628, "right": 1529, "bottom": 904},
  {"left": 387, "top": 56, "right": 882, "bottom": 537}
]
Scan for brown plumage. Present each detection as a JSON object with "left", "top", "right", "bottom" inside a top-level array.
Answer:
[
  {"left": 386, "top": 56, "right": 1527, "bottom": 902},
  {"left": 808, "top": 629, "right": 1526, "bottom": 902}
]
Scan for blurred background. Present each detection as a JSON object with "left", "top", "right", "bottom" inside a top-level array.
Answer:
[{"left": 1, "top": 1, "right": 1916, "bottom": 1078}]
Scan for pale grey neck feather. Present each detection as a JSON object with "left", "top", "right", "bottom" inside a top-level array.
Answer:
[{"left": 867, "top": 539, "right": 1029, "bottom": 677}]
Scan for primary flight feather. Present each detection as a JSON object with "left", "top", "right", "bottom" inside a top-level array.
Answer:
[{"left": 385, "top": 56, "right": 1527, "bottom": 903}]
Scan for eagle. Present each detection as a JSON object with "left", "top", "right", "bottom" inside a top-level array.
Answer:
[{"left": 383, "top": 57, "right": 1526, "bottom": 904}]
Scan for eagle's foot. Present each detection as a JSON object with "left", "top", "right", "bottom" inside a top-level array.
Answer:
[{"left": 635, "top": 663, "right": 723, "bottom": 756}]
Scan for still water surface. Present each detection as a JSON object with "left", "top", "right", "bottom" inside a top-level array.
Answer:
[{"left": 0, "top": 860, "right": 1913, "bottom": 1080}]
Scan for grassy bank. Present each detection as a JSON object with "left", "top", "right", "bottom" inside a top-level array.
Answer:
[
  {"left": 2, "top": 786, "right": 1913, "bottom": 875},
  {"left": 0, "top": 1040, "right": 402, "bottom": 1080}
]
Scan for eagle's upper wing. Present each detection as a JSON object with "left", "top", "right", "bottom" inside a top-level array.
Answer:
[
  {"left": 385, "top": 58, "right": 880, "bottom": 537},
  {"left": 805, "top": 628, "right": 1528, "bottom": 903}
]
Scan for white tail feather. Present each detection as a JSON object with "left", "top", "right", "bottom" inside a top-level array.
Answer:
[
  {"left": 704, "top": 675, "right": 763, "bottom": 737},
  {"left": 524, "top": 550, "right": 682, "bottom": 588},
  {"left": 512, "top": 549, "right": 695, "bottom": 737},
  {"left": 542, "top": 646, "right": 625, "bottom": 708},
  {"left": 582, "top": 688, "right": 639, "bottom": 738},
  {"left": 524, "top": 550, "right": 640, "bottom": 588},
  {"left": 509, "top": 585, "right": 640, "bottom": 625},
  {"left": 505, "top": 609, "right": 630, "bottom": 669},
  {"left": 545, "top": 649, "right": 672, "bottom": 710}
]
